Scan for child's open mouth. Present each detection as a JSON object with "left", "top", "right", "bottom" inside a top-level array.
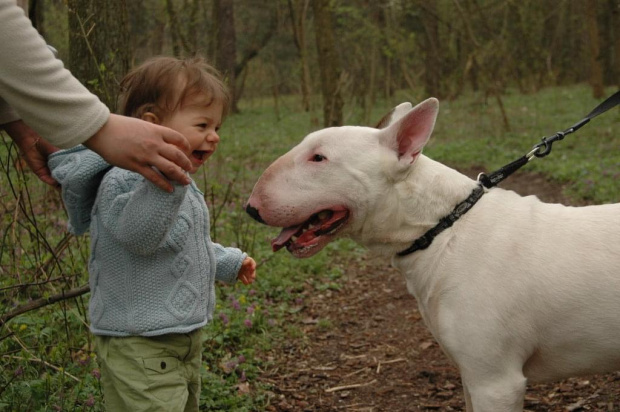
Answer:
[{"left": 192, "top": 150, "right": 209, "bottom": 163}]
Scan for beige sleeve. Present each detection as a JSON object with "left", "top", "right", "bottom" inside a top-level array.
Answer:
[{"left": 0, "top": 0, "right": 110, "bottom": 148}]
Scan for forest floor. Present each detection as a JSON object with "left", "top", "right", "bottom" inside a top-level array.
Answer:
[{"left": 257, "top": 169, "right": 620, "bottom": 412}]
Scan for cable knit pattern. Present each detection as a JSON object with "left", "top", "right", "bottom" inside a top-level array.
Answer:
[{"left": 49, "top": 147, "right": 246, "bottom": 337}]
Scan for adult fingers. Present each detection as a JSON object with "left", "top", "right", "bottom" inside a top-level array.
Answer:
[
  {"left": 158, "top": 142, "right": 192, "bottom": 174},
  {"left": 158, "top": 124, "right": 191, "bottom": 154},
  {"left": 33, "top": 165, "right": 59, "bottom": 188},
  {"left": 135, "top": 164, "right": 174, "bottom": 193},
  {"left": 148, "top": 152, "right": 191, "bottom": 187},
  {"left": 21, "top": 149, "right": 60, "bottom": 187},
  {"left": 35, "top": 139, "right": 60, "bottom": 187}
]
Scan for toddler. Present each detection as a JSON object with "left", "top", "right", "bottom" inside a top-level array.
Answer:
[{"left": 49, "top": 56, "right": 256, "bottom": 411}]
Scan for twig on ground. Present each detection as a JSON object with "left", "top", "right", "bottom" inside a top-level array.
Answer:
[
  {"left": 339, "top": 353, "right": 367, "bottom": 360},
  {"left": 376, "top": 357, "right": 407, "bottom": 374},
  {"left": 325, "top": 379, "right": 377, "bottom": 393},
  {"left": 343, "top": 366, "right": 370, "bottom": 378},
  {"left": 312, "top": 364, "right": 337, "bottom": 371}
]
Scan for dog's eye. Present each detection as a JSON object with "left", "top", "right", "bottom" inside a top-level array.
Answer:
[{"left": 311, "top": 154, "right": 326, "bottom": 162}]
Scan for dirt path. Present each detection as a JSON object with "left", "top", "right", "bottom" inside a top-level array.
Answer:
[{"left": 259, "top": 170, "right": 620, "bottom": 412}]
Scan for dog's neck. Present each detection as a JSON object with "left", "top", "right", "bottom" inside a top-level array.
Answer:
[{"left": 356, "top": 155, "right": 479, "bottom": 257}]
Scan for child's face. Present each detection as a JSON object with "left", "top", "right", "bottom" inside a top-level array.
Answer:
[{"left": 160, "top": 94, "right": 224, "bottom": 174}]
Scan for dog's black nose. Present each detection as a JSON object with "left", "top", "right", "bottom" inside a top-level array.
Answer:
[{"left": 245, "top": 204, "right": 265, "bottom": 224}]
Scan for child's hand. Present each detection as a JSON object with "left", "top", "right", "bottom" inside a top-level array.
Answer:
[{"left": 237, "top": 257, "right": 256, "bottom": 285}]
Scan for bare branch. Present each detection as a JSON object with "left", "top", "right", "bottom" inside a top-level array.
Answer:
[{"left": 1, "top": 285, "right": 90, "bottom": 326}]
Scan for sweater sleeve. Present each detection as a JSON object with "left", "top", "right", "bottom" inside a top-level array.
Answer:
[
  {"left": 212, "top": 243, "right": 245, "bottom": 284},
  {"left": 97, "top": 170, "right": 188, "bottom": 255},
  {"left": 0, "top": 0, "right": 109, "bottom": 147}
]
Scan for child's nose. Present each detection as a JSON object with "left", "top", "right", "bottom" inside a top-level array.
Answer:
[{"left": 207, "top": 131, "right": 220, "bottom": 143}]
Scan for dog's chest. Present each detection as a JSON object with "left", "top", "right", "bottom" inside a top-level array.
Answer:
[{"left": 392, "top": 252, "right": 448, "bottom": 333}]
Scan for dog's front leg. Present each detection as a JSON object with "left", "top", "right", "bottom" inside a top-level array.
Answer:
[{"left": 461, "top": 368, "right": 526, "bottom": 412}]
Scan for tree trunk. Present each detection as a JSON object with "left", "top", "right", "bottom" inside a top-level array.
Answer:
[
  {"left": 288, "top": 0, "right": 312, "bottom": 112},
  {"left": 28, "top": 0, "right": 44, "bottom": 36},
  {"left": 234, "top": 7, "right": 277, "bottom": 82},
  {"left": 610, "top": 0, "right": 620, "bottom": 88},
  {"left": 165, "top": 0, "right": 182, "bottom": 57},
  {"left": 213, "top": 0, "right": 238, "bottom": 113},
  {"left": 67, "top": 0, "right": 131, "bottom": 111},
  {"left": 165, "top": 0, "right": 200, "bottom": 57},
  {"left": 312, "top": 0, "right": 343, "bottom": 127},
  {"left": 586, "top": 0, "right": 605, "bottom": 98},
  {"left": 16, "top": 0, "right": 44, "bottom": 37},
  {"left": 420, "top": 1, "right": 442, "bottom": 98}
]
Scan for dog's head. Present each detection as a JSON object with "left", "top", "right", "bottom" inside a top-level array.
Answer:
[{"left": 245, "top": 98, "right": 439, "bottom": 258}]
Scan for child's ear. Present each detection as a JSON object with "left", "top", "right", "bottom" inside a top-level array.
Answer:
[{"left": 141, "top": 112, "right": 160, "bottom": 124}]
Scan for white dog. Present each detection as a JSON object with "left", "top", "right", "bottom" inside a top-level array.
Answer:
[{"left": 245, "top": 98, "right": 620, "bottom": 411}]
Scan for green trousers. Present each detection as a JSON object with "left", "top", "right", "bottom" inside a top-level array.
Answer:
[{"left": 95, "top": 329, "right": 203, "bottom": 412}]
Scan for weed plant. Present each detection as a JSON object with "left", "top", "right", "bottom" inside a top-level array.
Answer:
[{"left": 0, "top": 84, "right": 618, "bottom": 410}]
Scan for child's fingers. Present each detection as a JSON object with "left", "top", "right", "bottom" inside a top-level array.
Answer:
[
  {"left": 238, "top": 258, "right": 257, "bottom": 285},
  {"left": 241, "top": 271, "right": 255, "bottom": 285}
]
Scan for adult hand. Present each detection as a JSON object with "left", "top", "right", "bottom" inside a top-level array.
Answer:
[
  {"left": 84, "top": 114, "right": 192, "bottom": 192},
  {"left": 3, "top": 119, "right": 59, "bottom": 187}
]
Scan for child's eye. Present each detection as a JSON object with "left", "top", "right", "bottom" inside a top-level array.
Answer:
[{"left": 196, "top": 123, "right": 207, "bottom": 129}]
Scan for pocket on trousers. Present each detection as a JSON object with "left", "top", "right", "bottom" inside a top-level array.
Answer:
[
  {"left": 143, "top": 356, "right": 179, "bottom": 375},
  {"left": 142, "top": 356, "right": 186, "bottom": 403}
]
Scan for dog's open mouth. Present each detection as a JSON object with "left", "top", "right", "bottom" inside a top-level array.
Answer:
[{"left": 271, "top": 207, "right": 349, "bottom": 257}]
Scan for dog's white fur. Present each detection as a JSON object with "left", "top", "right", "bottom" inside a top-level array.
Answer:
[{"left": 245, "top": 99, "right": 620, "bottom": 411}]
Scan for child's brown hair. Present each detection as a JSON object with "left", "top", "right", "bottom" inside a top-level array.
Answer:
[{"left": 118, "top": 56, "right": 230, "bottom": 121}]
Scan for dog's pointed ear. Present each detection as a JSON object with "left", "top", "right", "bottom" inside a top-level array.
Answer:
[
  {"left": 380, "top": 98, "right": 439, "bottom": 164},
  {"left": 374, "top": 102, "right": 413, "bottom": 129}
]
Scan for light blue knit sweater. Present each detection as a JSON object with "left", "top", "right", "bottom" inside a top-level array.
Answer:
[{"left": 49, "top": 146, "right": 246, "bottom": 337}]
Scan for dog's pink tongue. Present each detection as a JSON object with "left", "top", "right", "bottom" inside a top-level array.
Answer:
[{"left": 271, "top": 226, "right": 301, "bottom": 252}]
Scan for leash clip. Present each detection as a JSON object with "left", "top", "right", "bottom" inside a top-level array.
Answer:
[
  {"left": 530, "top": 130, "right": 566, "bottom": 159},
  {"left": 479, "top": 90, "right": 619, "bottom": 188},
  {"left": 532, "top": 138, "right": 553, "bottom": 158}
]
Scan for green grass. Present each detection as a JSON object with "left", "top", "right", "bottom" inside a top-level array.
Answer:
[
  {"left": 1, "top": 84, "right": 619, "bottom": 410},
  {"left": 426, "top": 85, "right": 620, "bottom": 202}
]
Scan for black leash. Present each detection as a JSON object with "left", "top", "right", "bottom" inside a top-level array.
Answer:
[
  {"left": 396, "top": 184, "right": 485, "bottom": 257},
  {"left": 478, "top": 90, "right": 620, "bottom": 189},
  {"left": 397, "top": 90, "right": 620, "bottom": 257}
]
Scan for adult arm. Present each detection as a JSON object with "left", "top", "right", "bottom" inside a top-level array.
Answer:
[
  {"left": 0, "top": 0, "right": 191, "bottom": 190},
  {"left": 0, "top": 0, "right": 109, "bottom": 148}
]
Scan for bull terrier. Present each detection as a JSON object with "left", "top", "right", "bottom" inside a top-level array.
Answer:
[{"left": 245, "top": 98, "right": 620, "bottom": 411}]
